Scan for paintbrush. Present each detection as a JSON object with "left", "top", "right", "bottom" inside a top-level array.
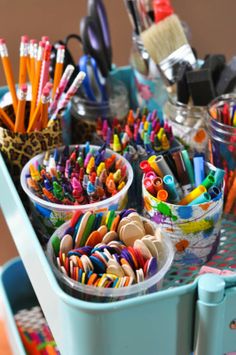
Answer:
[{"left": 140, "top": 12, "right": 196, "bottom": 85}]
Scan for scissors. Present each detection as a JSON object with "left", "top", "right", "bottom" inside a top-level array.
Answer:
[
  {"left": 87, "top": 0, "right": 112, "bottom": 71},
  {"left": 80, "top": 0, "right": 112, "bottom": 78},
  {"left": 79, "top": 54, "right": 107, "bottom": 102}
]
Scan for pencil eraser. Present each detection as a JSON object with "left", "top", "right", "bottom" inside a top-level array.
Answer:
[
  {"left": 186, "top": 68, "right": 216, "bottom": 106},
  {"left": 0, "top": 38, "right": 6, "bottom": 44},
  {"left": 176, "top": 61, "right": 192, "bottom": 104},
  {"left": 216, "top": 56, "right": 236, "bottom": 95},
  {"left": 202, "top": 54, "right": 226, "bottom": 86},
  {"left": 21, "top": 35, "right": 29, "bottom": 43}
]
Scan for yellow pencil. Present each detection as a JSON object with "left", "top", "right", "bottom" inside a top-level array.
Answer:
[
  {"left": 52, "top": 45, "right": 65, "bottom": 99},
  {"left": 14, "top": 84, "right": 27, "bottom": 133},
  {"left": 0, "top": 106, "right": 14, "bottom": 131},
  {"left": 18, "top": 35, "right": 29, "bottom": 86},
  {"left": 0, "top": 38, "right": 18, "bottom": 115},
  {"left": 29, "top": 41, "right": 45, "bottom": 123}
]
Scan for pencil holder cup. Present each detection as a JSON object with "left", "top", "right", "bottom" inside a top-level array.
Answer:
[
  {"left": 207, "top": 94, "right": 236, "bottom": 214},
  {"left": 0, "top": 102, "right": 62, "bottom": 184},
  {"left": 164, "top": 96, "right": 209, "bottom": 153},
  {"left": 142, "top": 165, "right": 224, "bottom": 266},
  {"left": 70, "top": 78, "right": 129, "bottom": 144},
  {"left": 46, "top": 213, "right": 174, "bottom": 302},
  {"left": 20, "top": 145, "right": 133, "bottom": 239}
]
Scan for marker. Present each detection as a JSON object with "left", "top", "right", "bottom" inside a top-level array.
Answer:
[
  {"left": 152, "top": 176, "right": 163, "bottom": 192},
  {"left": 163, "top": 175, "right": 179, "bottom": 203},
  {"left": 193, "top": 156, "right": 205, "bottom": 187},
  {"left": 179, "top": 185, "right": 207, "bottom": 205},
  {"left": 201, "top": 174, "right": 215, "bottom": 190},
  {"left": 144, "top": 177, "right": 156, "bottom": 195},
  {"left": 188, "top": 192, "right": 211, "bottom": 206},
  {"left": 208, "top": 185, "right": 221, "bottom": 199},
  {"left": 157, "top": 189, "right": 168, "bottom": 202},
  {"left": 210, "top": 167, "right": 225, "bottom": 187},
  {"left": 181, "top": 150, "right": 195, "bottom": 186},
  {"left": 172, "top": 151, "right": 192, "bottom": 196}
]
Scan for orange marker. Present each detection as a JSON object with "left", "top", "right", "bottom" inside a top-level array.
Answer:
[
  {"left": 14, "top": 84, "right": 27, "bottom": 133},
  {"left": 29, "top": 41, "right": 45, "bottom": 121},
  {"left": 18, "top": 35, "right": 29, "bottom": 86},
  {"left": 157, "top": 189, "right": 168, "bottom": 202},
  {"left": 0, "top": 106, "right": 14, "bottom": 130},
  {"left": 52, "top": 45, "right": 65, "bottom": 98},
  {"left": 0, "top": 38, "right": 18, "bottom": 115}
]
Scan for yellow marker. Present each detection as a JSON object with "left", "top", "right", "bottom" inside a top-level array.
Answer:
[
  {"left": 29, "top": 164, "right": 41, "bottom": 181},
  {"left": 86, "top": 156, "right": 95, "bottom": 174},
  {"left": 97, "top": 162, "right": 105, "bottom": 176},
  {"left": 113, "top": 134, "right": 121, "bottom": 153},
  {"left": 161, "top": 133, "right": 170, "bottom": 150},
  {"left": 148, "top": 155, "right": 162, "bottom": 177},
  {"left": 113, "top": 169, "right": 121, "bottom": 183},
  {"left": 179, "top": 185, "right": 207, "bottom": 205},
  {"left": 157, "top": 127, "right": 165, "bottom": 142}
]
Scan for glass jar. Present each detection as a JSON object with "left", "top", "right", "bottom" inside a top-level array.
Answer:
[
  {"left": 70, "top": 77, "right": 129, "bottom": 144},
  {"left": 207, "top": 93, "right": 236, "bottom": 215},
  {"left": 164, "top": 95, "right": 208, "bottom": 153}
]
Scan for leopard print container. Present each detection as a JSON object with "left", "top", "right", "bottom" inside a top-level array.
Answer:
[{"left": 0, "top": 102, "right": 63, "bottom": 184}]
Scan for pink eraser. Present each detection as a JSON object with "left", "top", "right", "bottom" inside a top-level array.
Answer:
[
  {"left": 30, "top": 39, "right": 37, "bottom": 44},
  {"left": 21, "top": 35, "right": 29, "bottom": 43},
  {"left": 38, "top": 41, "right": 45, "bottom": 48},
  {"left": 41, "top": 36, "right": 49, "bottom": 42},
  {"left": 0, "top": 38, "right": 6, "bottom": 44},
  {"left": 20, "top": 84, "right": 28, "bottom": 92}
]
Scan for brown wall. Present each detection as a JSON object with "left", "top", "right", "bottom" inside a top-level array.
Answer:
[
  {"left": 1, "top": 0, "right": 236, "bottom": 263},
  {"left": 0, "top": 0, "right": 236, "bottom": 86}
]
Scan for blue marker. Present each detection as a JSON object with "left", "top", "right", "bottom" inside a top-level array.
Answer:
[
  {"left": 193, "top": 156, "right": 205, "bottom": 187},
  {"left": 208, "top": 185, "right": 221, "bottom": 200},
  {"left": 210, "top": 167, "right": 225, "bottom": 187},
  {"left": 163, "top": 174, "right": 179, "bottom": 203},
  {"left": 188, "top": 192, "right": 211, "bottom": 205}
]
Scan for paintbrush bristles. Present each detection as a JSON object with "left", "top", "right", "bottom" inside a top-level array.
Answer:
[{"left": 140, "top": 14, "right": 188, "bottom": 65}]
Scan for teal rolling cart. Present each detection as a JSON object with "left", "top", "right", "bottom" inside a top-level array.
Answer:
[
  {"left": 0, "top": 74, "right": 236, "bottom": 354},
  {"left": 1, "top": 152, "right": 236, "bottom": 355}
]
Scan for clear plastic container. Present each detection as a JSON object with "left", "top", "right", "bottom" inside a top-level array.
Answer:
[
  {"left": 164, "top": 95, "right": 208, "bottom": 153},
  {"left": 46, "top": 216, "right": 174, "bottom": 302},
  {"left": 142, "top": 162, "right": 224, "bottom": 266},
  {"left": 20, "top": 145, "right": 133, "bottom": 237},
  {"left": 70, "top": 78, "right": 129, "bottom": 144}
]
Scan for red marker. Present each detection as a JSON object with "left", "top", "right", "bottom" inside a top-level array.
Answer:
[
  {"left": 144, "top": 177, "right": 156, "bottom": 196},
  {"left": 139, "top": 160, "right": 152, "bottom": 173}
]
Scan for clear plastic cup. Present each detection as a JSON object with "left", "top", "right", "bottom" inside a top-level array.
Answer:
[
  {"left": 20, "top": 145, "right": 133, "bottom": 237},
  {"left": 142, "top": 162, "right": 224, "bottom": 266},
  {"left": 46, "top": 216, "right": 174, "bottom": 302}
]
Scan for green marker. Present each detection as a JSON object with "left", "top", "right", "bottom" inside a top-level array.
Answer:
[
  {"left": 181, "top": 150, "right": 195, "bottom": 186},
  {"left": 201, "top": 174, "right": 215, "bottom": 190}
]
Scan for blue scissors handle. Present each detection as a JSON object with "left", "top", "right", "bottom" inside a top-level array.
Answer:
[{"left": 79, "top": 54, "right": 107, "bottom": 102}]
